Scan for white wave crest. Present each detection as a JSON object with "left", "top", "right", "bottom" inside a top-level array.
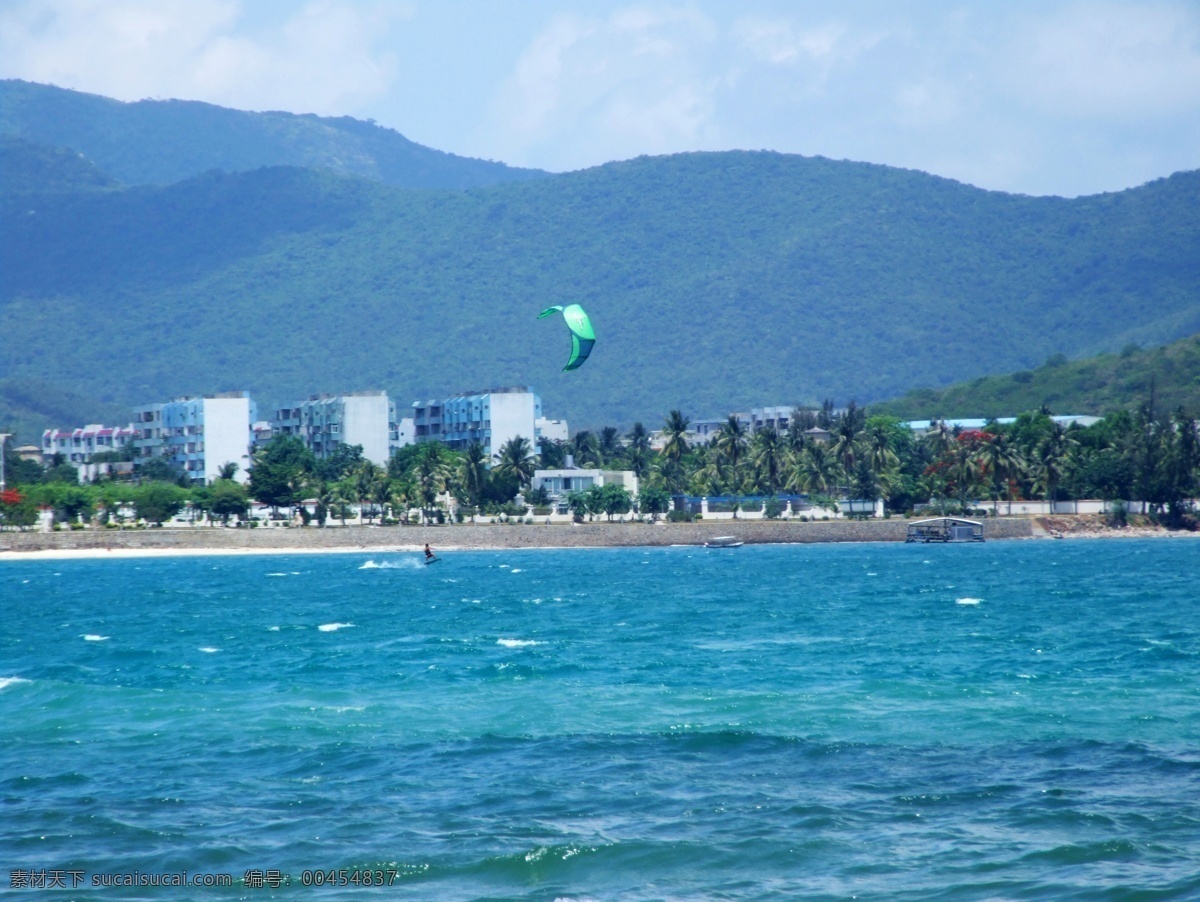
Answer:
[
  {"left": 956, "top": 597, "right": 982, "bottom": 605},
  {"left": 497, "top": 638, "right": 542, "bottom": 648},
  {"left": 83, "top": 634, "right": 109, "bottom": 641},
  {"left": 319, "top": 622, "right": 355, "bottom": 632},
  {"left": 0, "top": 676, "right": 32, "bottom": 691}
]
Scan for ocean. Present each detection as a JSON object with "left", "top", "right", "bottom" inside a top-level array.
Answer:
[{"left": 2, "top": 539, "right": 1199, "bottom": 900}]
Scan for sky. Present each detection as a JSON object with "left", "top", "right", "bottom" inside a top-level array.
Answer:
[{"left": 2, "top": 0, "right": 1199, "bottom": 197}]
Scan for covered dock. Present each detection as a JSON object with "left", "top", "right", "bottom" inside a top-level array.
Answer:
[{"left": 905, "top": 517, "right": 985, "bottom": 543}]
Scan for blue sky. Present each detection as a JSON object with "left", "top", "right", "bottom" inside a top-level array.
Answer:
[{"left": 2, "top": 0, "right": 1199, "bottom": 196}]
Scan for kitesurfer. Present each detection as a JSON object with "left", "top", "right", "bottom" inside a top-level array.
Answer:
[{"left": 424, "top": 543, "right": 435, "bottom": 562}]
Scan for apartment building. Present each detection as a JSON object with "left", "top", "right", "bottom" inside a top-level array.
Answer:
[
  {"left": 271, "top": 391, "right": 411, "bottom": 467},
  {"left": 42, "top": 424, "right": 137, "bottom": 464},
  {"left": 413, "top": 386, "right": 543, "bottom": 461},
  {"left": 133, "top": 392, "right": 256, "bottom": 484}
]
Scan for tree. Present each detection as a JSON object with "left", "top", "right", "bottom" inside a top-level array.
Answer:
[
  {"left": 216, "top": 462, "right": 239, "bottom": 481},
  {"left": 661, "top": 410, "right": 690, "bottom": 466},
  {"left": 209, "top": 478, "right": 250, "bottom": 525},
  {"left": 493, "top": 435, "right": 537, "bottom": 488},
  {"left": 456, "top": 440, "right": 489, "bottom": 510},
  {"left": 248, "top": 435, "right": 314, "bottom": 510},
  {"left": 750, "top": 424, "right": 786, "bottom": 494},
  {"left": 597, "top": 426, "right": 621, "bottom": 466},
  {"left": 715, "top": 415, "right": 749, "bottom": 475},
  {"left": 1031, "top": 422, "right": 1076, "bottom": 504},
  {"left": 315, "top": 443, "right": 364, "bottom": 482},
  {"left": 637, "top": 485, "right": 670, "bottom": 520},
  {"left": 598, "top": 483, "right": 633, "bottom": 520},
  {"left": 625, "top": 422, "right": 652, "bottom": 478},
  {"left": 135, "top": 482, "right": 186, "bottom": 525},
  {"left": 411, "top": 443, "right": 453, "bottom": 522},
  {"left": 788, "top": 443, "right": 839, "bottom": 495}
]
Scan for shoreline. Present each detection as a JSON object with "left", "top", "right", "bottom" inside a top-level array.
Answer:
[{"left": 0, "top": 516, "right": 1188, "bottom": 561}]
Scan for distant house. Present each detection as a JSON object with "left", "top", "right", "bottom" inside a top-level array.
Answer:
[
  {"left": 804, "top": 426, "right": 832, "bottom": 443},
  {"left": 903, "top": 416, "right": 1100, "bottom": 436},
  {"left": 532, "top": 458, "right": 639, "bottom": 513},
  {"left": 42, "top": 424, "right": 137, "bottom": 464}
]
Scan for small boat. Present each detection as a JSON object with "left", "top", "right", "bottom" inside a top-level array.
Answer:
[{"left": 704, "top": 536, "right": 744, "bottom": 548}]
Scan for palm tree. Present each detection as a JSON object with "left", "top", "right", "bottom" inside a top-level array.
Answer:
[
  {"left": 494, "top": 435, "right": 537, "bottom": 488},
  {"left": 1032, "top": 422, "right": 1076, "bottom": 507},
  {"left": 788, "top": 443, "right": 839, "bottom": 495},
  {"left": 626, "top": 422, "right": 652, "bottom": 478},
  {"left": 974, "top": 433, "right": 1024, "bottom": 515},
  {"left": 750, "top": 424, "right": 786, "bottom": 494},
  {"left": 457, "top": 440, "right": 489, "bottom": 510},
  {"left": 715, "top": 415, "right": 749, "bottom": 473},
  {"left": 412, "top": 444, "right": 453, "bottom": 523},
  {"left": 597, "top": 426, "right": 621, "bottom": 466},
  {"left": 352, "top": 462, "right": 383, "bottom": 523},
  {"left": 217, "top": 461, "right": 239, "bottom": 481},
  {"left": 947, "top": 440, "right": 984, "bottom": 512},
  {"left": 661, "top": 410, "right": 690, "bottom": 466},
  {"left": 570, "top": 431, "right": 600, "bottom": 467}
]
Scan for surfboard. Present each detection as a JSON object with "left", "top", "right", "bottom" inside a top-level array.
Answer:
[{"left": 423, "top": 556, "right": 440, "bottom": 565}]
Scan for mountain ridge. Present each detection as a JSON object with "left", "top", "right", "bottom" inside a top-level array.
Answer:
[
  {"left": 1, "top": 84, "right": 1199, "bottom": 439},
  {"left": 0, "top": 79, "right": 547, "bottom": 189}
]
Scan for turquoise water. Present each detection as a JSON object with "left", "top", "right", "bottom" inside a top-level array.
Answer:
[{"left": 2, "top": 539, "right": 1199, "bottom": 899}]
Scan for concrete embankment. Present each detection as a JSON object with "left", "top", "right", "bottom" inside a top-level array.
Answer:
[{"left": 0, "top": 517, "right": 1036, "bottom": 556}]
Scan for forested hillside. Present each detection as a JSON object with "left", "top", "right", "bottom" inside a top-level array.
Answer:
[
  {"left": 1, "top": 93, "right": 1199, "bottom": 441},
  {"left": 870, "top": 333, "right": 1200, "bottom": 420},
  {"left": 0, "top": 80, "right": 546, "bottom": 189}
]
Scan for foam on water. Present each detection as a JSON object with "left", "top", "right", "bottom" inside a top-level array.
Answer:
[
  {"left": 359, "top": 558, "right": 421, "bottom": 570},
  {"left": 956, "top": 597, "right": 983, "bottom": 605},
  {"left": 83, "top": 634, "right": 109, "bottom": 641},
  {"left": 0, "top": 676, "right": 31, "bottom": 691},
  {"left": 318, "top": 622, "right": 354, "bottom": 632},
  {"left": 497, "top": 638, "right": 542, "bottom": 648}
]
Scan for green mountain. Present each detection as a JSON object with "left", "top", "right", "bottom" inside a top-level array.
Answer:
[
  {"left": 0, "top": 378, "right": 127, "bottom": 447},
  {"left": 0, "top": 79, "right": 546, "bottom": 189},
  {"left": 1, "top": 89, "right": 1199, "bottom": 440},
  {"left": 870, "top": 333, "right": 1200, "bottom": 420}
]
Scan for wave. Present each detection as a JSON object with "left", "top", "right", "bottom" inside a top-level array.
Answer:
[
  {"left": 497, "top": 639, "right": 542, "bottom": 648},
  {"left": 956, "top": 597, "right": 982, "bottom": 605},
  {"left": 83, "top": 634, "right": 110, "bottom": 641},
  {"left": 359, "top": 558, "right": 421, "bottom": 570},
  {"left": 319, "top": 622, "right": 355, "bottom": 632},
  {"left": 0, "top": 676, "right": 31, "bottom": 691}
]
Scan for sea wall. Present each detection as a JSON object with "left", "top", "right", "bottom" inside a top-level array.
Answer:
[{"left": 0, "top": 517, "right": 1035, "bottom": 555}]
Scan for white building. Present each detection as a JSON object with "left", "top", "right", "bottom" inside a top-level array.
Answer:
[
  {"left": 272, "top": 391, "right": 406, "bottom": 467},
  {"left": 536, "top": 417, "right": 569, "bottom": 444},
  {"left": 903, "top": 415, "right": 1101, "bottom": 436},
  {"left": 532, "top": 463, "right": 639, "bottom": 512},
  {"left": 414, "top": 386, "right": 544, "bottom": 461},
  {"left": 43, "top": 424, "right": 137, "bottom": 464},
  {"left": 133, "top": 392, "right": 255, "bottom": 484}
]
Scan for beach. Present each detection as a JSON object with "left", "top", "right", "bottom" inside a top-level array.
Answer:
[{"left": 2, "top": 514, "right": 1188, "bottom": 560}]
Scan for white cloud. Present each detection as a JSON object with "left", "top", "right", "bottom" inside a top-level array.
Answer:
[
  {"left": 0, "top": 0, "right": 408, "bottom": 115},
  {"left": 487, "top": 5, "right": 723, "bottom": 169},
  {"left": 1006, "top": 0, "right": 1200, "bottom": 118}
]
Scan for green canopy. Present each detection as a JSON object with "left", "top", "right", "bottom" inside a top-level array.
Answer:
[{"left": 537, "top": 303, "right": 595, "bottom": 371}]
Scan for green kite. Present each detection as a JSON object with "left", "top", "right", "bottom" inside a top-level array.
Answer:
[{"left": 538, "top": 303, "right": 595, "bottom": 371}]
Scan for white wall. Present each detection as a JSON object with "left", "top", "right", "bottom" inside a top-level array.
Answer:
[
  {"left": 342, "top": 394, "right": 391, "bottom": 467},
  {"left": 489, "top": 392, "right": 537, "bottom": 460},
  {"left": 202, "top": 396, "right": 252, "bottom": 484}
]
